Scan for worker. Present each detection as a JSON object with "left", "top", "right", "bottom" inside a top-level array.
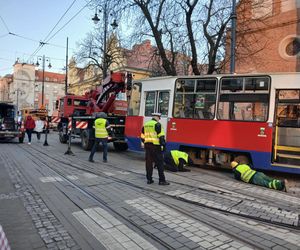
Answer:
[
  {"left": 231, "top": 161, "right": 287, "bottom": 192},
  {"left": 164, "top": 150, "right": 193, "bottom": 172},
  {"left": 88, "top": 112, "right": 111, "bottom": 163},
  {"left": 141, "top": 113, "right": 169, "bottom": 185}
]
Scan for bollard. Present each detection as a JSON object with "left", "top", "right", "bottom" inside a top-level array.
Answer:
[
  {"left": 43, "top": 116, "right": 50, "bottom": 146},
  {"left": 64, "top": 117, "right": 74, "bottom": 155}
]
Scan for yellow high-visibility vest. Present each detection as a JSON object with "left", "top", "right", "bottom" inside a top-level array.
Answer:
[
  {"left": 94, "top": 118, "right": 108, "bottom": 138},
  {"left": 171, "top": 150, "right": 189, "bottom": 166},
  {"left": 141, "top": 120, "right": 165, "bottom": 145},
  {"left": 236, "top": 164, "right": 256, "bottom": 183}
]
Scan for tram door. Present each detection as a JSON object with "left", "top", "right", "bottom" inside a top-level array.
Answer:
[
  {"left": 143, "top": 91, "right": 170, "bottom": 136},
  {"left": 273, "top": 89, "right": 300, "bottom": 166}
]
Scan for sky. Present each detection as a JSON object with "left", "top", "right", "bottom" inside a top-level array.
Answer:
[{"left": 0, "top": 0, "right": 96, "bottom": 76}]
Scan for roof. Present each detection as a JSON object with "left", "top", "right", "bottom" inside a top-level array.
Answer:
[{"left": 35, "top": 70, "right": 65, "bottom": 83}]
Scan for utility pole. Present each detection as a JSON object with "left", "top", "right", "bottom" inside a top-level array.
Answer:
[
  {"left": 230, "top": 0, "right": 237, "bottom": 74},
  {"left": 65, "top": 37, "right": 69, "bottom": 95}
]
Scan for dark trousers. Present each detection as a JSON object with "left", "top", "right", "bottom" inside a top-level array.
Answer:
[
  {"left": 164, "top": 152, "right": 178, "bottom": 172},
  {"left": 145, "top": 143, "right": 165, "bottom": 182},
  {"left": 36, "top": 132, "right": 41, "bottom": 140},
  {"left": 89, "top": 138, "right": 108, "bottom": 161},
  {"left": 26, "top": 129, "right": 33, "bottom": 142}
]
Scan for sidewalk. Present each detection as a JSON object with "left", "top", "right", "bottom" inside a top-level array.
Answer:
[{"left": 0, "top": 158, "right": 45, "bottom": 250}]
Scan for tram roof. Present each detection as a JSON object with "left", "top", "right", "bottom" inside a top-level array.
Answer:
[{"left": 134, "top": 72, "right": 300, "bottom": 82}]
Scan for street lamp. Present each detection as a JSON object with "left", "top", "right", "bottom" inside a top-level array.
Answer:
[
  {"left": 92, "top": 4, "right": 118, "bottom": 79},
  {"left": 36, "top": 55, "right": 52, "bottom": 108}
]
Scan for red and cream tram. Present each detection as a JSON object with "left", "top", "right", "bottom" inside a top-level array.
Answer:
[{"left": 125, "top": 73, "right": 300, "bottom": 174}]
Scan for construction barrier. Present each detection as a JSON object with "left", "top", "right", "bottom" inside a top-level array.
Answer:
[{"left": 75, "top": 121, "right": 88, "bottom": 129}]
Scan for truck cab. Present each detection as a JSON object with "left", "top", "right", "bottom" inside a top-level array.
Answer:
[{"left": 0, "top": 102, "right": 25, "bottom": 142}]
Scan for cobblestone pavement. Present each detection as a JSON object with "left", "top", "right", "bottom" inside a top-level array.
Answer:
[{"left": 0, "top": 134, "right": 299, "bottom": 250}]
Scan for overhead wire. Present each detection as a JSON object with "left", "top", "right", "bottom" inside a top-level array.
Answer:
[
  {"left": 42, "top": 0, "right": 77, "bottom": 42},
  {"left": 29, "top": 0, "right": 92, "bottom": 59},
  {"left": 0, "top": 15, "right": 10, "bottom": 33}
]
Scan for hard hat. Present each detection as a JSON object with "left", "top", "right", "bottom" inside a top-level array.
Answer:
[
  {"left": 231, "top": 161, "right": 239, "bottom": 168},
  {"left": 96, "top": 112, "right": 107, "bottom": 118},
  {"left": 151, "top": 112, "right": 162, "bottom": 117}
]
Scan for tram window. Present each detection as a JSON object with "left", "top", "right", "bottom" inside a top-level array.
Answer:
[
  {"left": 196, "top": 79, "right": 216, "bottom": 92},
  {"left": 158, "top": 92, "right": 169, "bottom": 116},
  {"left": 128, "top": 83, "right": 141, "bottom": 116},
  {"left": 174, "top": 78, "right": 217, "bottom": 119},
  {"left": 145, "top": 91, "right": 156, "bottom": 116},
  {"left": 218, "top": 98, "right": 269, "bottom": 121},
  {"left": 221, "top": 78, "right": 243, "bottom": 93},
  {"left": 277, "top": 104, "right": 300, "bottom": 127},
  {"left": 245, "top": 77, "right": 269, "bottom": 91},
  {"left": 176, "top": 79, "right": 195, "bottom": 93},
  {"left": 174, "top": 93, "right": 194, "bottom": 118}
]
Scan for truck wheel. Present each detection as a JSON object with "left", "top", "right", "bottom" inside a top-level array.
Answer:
[
  {"left": 81, "top": 130, "right": 93, "bottom": 151},
  {"left": 113, "top": 142, "right": 128, "bottom": 151},
  {"left": 19, "top": 134, "right": 24, "bottom": 143},
  {"left": 59, "top": 130, "right": 68, "bottom": 143}
]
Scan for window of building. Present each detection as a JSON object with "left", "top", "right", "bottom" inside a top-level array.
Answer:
[
  {"left": 173, "top": 78, "right": 217, "bottom": 119},
  {"left": 281, "top": 0, "right": 300, "bottom": 12},
  {"left": 279, "top": 35, "right": 300, "bottom": 59},
  {"left": 252, "top": 0, "right": 273, "bottom": 19},
  {"left": 218, "top": 76, "right": 270, "bottom": 121},
  {"left": 285, "top": 38, "right": 300, "bottom": 56}
]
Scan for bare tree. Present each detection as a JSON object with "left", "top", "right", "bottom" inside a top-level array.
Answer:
[{"left": 75, "top": 29, "right": 123, "bottom": 73}]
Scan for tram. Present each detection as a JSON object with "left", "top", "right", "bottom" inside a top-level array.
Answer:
[{"left": 125, "top": 73, "right": 300, "bottom": 174}]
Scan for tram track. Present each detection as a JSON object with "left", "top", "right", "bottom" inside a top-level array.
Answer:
[
  {"left": 19, "top": 144, "right": 300, "bottom": 232},
  {"left": 15, "top": 144, "right": 270, "bottom": 250}
]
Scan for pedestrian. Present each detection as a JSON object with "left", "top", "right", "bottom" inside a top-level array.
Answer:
[
  {"left": 24, "top": 115, "right": 35, "bottom": 144},
  {"left": 164, "top": 150, "right": 193, "bottom": 172},
  {"left": 230, "top": 161, "right": 287, "bottom": 192},
  {"left": 34, "top": 117, "right": 44, "bottom": 141},
  {"left": 141, "top": 113, "right": 169, "bottom": 185},
  {"left": 88, "top": 112, "right": 111, "bottom": 163}
]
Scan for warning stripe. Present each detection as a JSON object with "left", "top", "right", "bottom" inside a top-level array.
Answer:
[
  {"left": 76, "top": 121, "right": 88, "bottom": 129},
  {"left": 51, "top": 117, "right": 61, "bottom": 123},
  {"left": 68, "top": 118, "right": 72, "bottom": 130}
]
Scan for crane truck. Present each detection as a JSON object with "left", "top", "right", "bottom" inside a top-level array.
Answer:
[{"left": 57, "top": 72, "right": 132, "bottom": 151}]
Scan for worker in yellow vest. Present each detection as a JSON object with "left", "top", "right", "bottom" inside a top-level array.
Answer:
[
  {"left": 141, "top": 113, "right": 169, "bottom": 185},
  {"left": 231, "top": 161, "right": 287, "bottom": 191},
  {"left": 164, "top": 150, "right": 193, "bottom": 172},
  {"left": 89, "top": 112, "right": 111, "bottom": 163}
]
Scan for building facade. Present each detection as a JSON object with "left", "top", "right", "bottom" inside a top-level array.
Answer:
[
  {"left": 226, "top": 0, "right": 300, "bottom": 73},
  {"left": 0, "top": 63, "right": 65, "bottom": 115}
]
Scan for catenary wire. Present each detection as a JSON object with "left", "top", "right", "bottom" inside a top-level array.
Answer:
[{"left": 42, "top": 0, "right": 78, "bottom": 43}]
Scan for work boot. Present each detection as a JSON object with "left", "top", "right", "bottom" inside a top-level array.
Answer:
[
  {"left": 159, "top": 181, "right": 170, "bottom": 185},
  {"left": 88, "top": 159, "right": 94, "bottom": 163},
  {"left": 103, "top": 159, "right": 107, "bottom": 163},
  {"left": 147, "top": 180, "right": 154, "bottom": 184}
]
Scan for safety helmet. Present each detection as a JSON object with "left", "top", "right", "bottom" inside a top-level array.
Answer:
[
  {"left": 96, "top": 112, "right": 107, "bottom": 118},
  {"left": 231, "top": 161, "right": 239, "bottom": 168}
]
